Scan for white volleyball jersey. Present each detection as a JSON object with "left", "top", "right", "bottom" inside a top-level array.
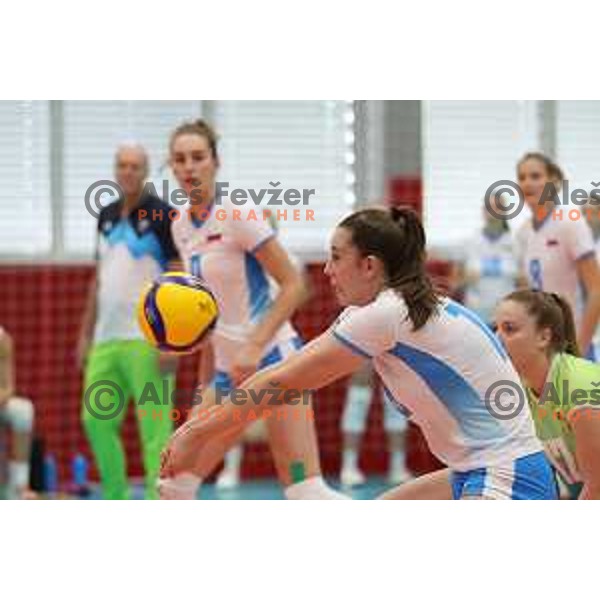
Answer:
[
  {"left": 462, "top": 230, "right": 518, "bottom": 324},
  {"left": 515, "top": 212, "right": 595, "bottom": 325},
  {"left": 331, "top": 289, "right": 542, "bottom": 471},
  {"left": 171, "top": 198, "right": 296, "bottom": 371}
]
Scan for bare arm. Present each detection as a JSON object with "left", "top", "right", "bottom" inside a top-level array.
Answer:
[
  {"left": 0, "top": 329, "right": 15, "bottom": 407},
  {"left": 161, "top": 332, "right": 365, "bottom": 478},
  {"left": 250, "top": 239, "right": 307, "bottom": 348},
  {"left": 230, "top": 238, "right": 308, "bottom": 384},
  {"left": 575, "top": 255, "right": 600, "bottom": 353}
]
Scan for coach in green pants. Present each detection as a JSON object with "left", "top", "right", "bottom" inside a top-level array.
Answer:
[{"left": 77, "top": 144, "right": 180, "bottom": 499}]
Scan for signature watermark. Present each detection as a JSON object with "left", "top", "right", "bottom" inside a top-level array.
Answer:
[
  {"left": 484, "top": 179, "right": 600, "bottom": 221},
  {"left": 483, "top": 379, "right": 600, "bottom": 420},
  {"left": 83, "top": 380, "right": 314, "bottom": 421},
  {"left": 84, "top": 179, "right": 316, "bottom": 220}
]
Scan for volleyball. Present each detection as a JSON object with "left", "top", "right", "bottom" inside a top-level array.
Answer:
[{"left": 137, "top": 271, "right": 219, "bottom": 353}]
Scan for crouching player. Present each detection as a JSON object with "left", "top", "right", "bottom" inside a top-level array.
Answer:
[{"left": 159, "top": 208, "right": 557, "bottom": 500}]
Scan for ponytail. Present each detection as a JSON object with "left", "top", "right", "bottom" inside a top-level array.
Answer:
[
  {"left": 548, "top": 293, "right": 580, "bottom": 356},
  {"left": 339, "top": 207, "right": 441, "bottom": 330},
  {"left": 504, "top": 290, "right": 580, "bottom": 357}
]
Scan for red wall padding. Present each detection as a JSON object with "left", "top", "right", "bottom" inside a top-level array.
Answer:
[{"left": 0, "top": 263, "right": 445, "bottom": 488}]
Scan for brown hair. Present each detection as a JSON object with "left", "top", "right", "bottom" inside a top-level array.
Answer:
[
  {"left": 169, "top": 119, "right": 219, "bottom": 162},
  {"left": 338, "top": 207, "right": 441, "bottom": 330},
  {"left": 504, "top": 289, "right": 580, "bottom": 356},
  {"left": 517, "top": 152, "right": 564, "bottom": 183}
]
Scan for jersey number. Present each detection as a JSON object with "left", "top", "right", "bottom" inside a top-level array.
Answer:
[
  {"left": 529, "top": 258, "right": 543, "bottom": 290},
  {"left": 190, "top": 254, "right": 201, "bottom": 278}
]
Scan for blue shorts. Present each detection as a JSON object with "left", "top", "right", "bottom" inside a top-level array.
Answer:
[
  {"left": 212, "top": 336, "right": 303, "bottom": 394},
  {"left": 450, "top": 451, "right": 558, "bottom": 500}
]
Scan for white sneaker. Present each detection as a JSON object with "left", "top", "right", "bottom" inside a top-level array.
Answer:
[
  {"left": 340, "top": 467, "right": 366, "bottom": 488},
  {"left": 387, "top": 467, "right": 412, "bottom": 486},
  {"left": 215, "top": 469, "right": 240, "bottom": 490}
]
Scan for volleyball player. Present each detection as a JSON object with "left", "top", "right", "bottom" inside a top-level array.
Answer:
[
  {"left": 160, "top": 207, "right": 556, "bottom": 500},
  {"left": 165, "top": 120, "right": 348, "bottom": 500},
  {"left": 454, "top": 194, "right": 518, "bottom": 327},
  {"left": 515, "top": 153, "right": 600, "bottom": 358},
  {"left": 494, "top": 290, "right": 600, "bottom": 499},
  {"left": 0, "top": 326, "right": 35, "bottom": 499}
]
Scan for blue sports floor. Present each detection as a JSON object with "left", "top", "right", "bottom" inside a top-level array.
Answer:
[{"left": 85, "top": 477, "right": 392, "bottom": 500}]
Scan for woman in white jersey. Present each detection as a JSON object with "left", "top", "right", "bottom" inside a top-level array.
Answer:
[
  {"left": 160, "top": 207, "right": 556, "bottom": 500},
  {"left": 455, "top": 194, "right": 518, "bottom": 327},
  {"left": 515, "top": 152, "right": 600, "bottom": 359},
  {"left": 164, "top": 120, "right": 347, "bottom": 500}
]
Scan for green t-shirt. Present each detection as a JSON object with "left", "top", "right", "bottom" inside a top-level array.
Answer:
[{"left": 527, "top": 352, "right": 600, "bottom": 496}]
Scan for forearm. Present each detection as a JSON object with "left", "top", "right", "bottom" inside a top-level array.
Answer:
[
  {"left": 197, "top": 341, "right": 215, "bottom": 388},
  {"left": 248, "top": 277, "right": 307, "bottom": 349}
]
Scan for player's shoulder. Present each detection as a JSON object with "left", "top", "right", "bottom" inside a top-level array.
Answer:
[
  {"left": 341, "top": 289, "right": 406, "bottom": 325},
  {"left": 170, "top": 207, "right": 193, "bottom": 243},
  {"left": 139, "top": 193, "right": 176, "bottom": 215},
  {"left": 515, "top": 217, "right": 533, "bottom": 239},
  {"left": 560, "top": 353, "right": 600, "bottom": 384},
  {"left": 98, "top": 199, "right": 122, "bottom": 226}
]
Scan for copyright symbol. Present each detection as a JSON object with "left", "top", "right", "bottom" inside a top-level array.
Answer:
[
  {"left": 84, "top": 180, "right": 123, "bottom": 219},
  {"left": 84, "top": 380, "right": 126, "bottom": 421},
  {"left": 484, "top": 180, "right": 524, "bottom": 221},
  {"left": 484, "top": 380, "right": 526, "bottom": 421}
]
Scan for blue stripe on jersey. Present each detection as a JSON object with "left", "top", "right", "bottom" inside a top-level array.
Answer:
[
  {"left": 331, "top": 330, "right": 373, "bottom": 359},
  {"left": 444, "top": 300, "right": 507, "bottom": 361},
  {"left": 244, "top": 252, "right": 272, "bottom": 320},
  {"left": 105, "top": 220, "right": 167, "bottom": 268},
  {"left": 388, "top": 342, "right": 503, "bottom": 440},
  {"left": 259, "top": 344, "right": 283, "bottom": 368},
  {"left": 382, "top": 383, "right": 412, "bottom": 418}
]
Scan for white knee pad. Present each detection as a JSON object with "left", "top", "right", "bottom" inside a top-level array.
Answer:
[
  {"left": 3, "top": 396, "right": 34, "bottom": 432},
  {"left": 383, "top": 398, "right": 408, "bottom": 434},
  {"left": 341, "top": 386, "right": 372, "bottom": 435}
]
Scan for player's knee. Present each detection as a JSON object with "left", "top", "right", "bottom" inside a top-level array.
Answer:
[{"left": 4, "top": 396, "right": 34, "bottom": 432}]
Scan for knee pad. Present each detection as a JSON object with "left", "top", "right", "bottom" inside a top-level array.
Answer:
[
  {"left": 383, "top": 399, "right": 408, "bottom": 434},
  {"left": 3, "top": 396, "right": 34, "bottom": 432},
  {"left": 341, "top": 386, "right": 372, "bottom": 434}
]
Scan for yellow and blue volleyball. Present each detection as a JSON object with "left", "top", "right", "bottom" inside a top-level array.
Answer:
[{"left": 137, "top": 271, "right": 219, "bottom": 353}]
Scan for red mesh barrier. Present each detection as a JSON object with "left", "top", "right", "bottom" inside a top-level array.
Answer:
[{"left": 0, "top": 262, "right": 447, "bottom": 489}]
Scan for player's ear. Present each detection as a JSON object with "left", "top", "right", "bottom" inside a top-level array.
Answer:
[
  {"left": 364, "top": 254, "right": 383, "bottom": 278},
  {"left": 538, "top": 326, "right": 553, "bottom": 351}
]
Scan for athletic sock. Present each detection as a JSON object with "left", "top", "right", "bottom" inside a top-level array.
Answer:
[
  {"left": 7, "top": 461, "right": 29, "bottom": 498},
  {"left": 222, "top": 445, "right": 243, "bottom": 475},
  {"left": 342, "top": 448, "right": 359, "bottom": 473},
  {"left": 158, "top": 473, "right": 202, "bottom": 500},
  {"left": 390, "top": 450, "right": 406, "bottom": 474},
  {"left": 284, "top": 476, "right": 351, "bottom": 500}
]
